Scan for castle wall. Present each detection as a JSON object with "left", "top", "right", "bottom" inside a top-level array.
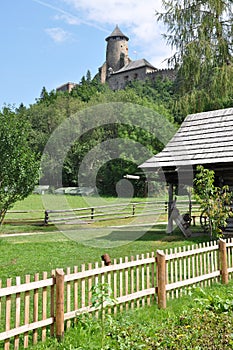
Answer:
[
  {"left": 108, "top": 66, "right": 154, "bottom": 90},
  {"left": 99, "top": 62, "right": 107, "bottom": 83},
  {"left": 56, "top": 82, "right": 77, "bottom": 93},
  {"left": 148, "top": 68, "right": 176, "bottom": 82},
  {"left": 107, "top": 67, "right": 176, "bottom": 90}
]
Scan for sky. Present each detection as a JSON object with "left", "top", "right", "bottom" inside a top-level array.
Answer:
[{"left": 0, "top": 0, "right": 172, "bottom": 108}]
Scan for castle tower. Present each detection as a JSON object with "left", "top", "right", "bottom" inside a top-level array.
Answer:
[{"left": 105, "top": 25, "right": 129, "bottom": 78}]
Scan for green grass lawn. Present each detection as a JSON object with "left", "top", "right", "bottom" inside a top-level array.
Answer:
[
  {"left": 0, "top": 225, "right": 208, "bottom": 282},
  {"left": 0, "top": 194, "right": 205, "bottom": 282},
  {"left": 2, "top": 193, "right": 169, "bottom": 234}
]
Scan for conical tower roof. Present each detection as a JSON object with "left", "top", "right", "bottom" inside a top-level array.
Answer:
[{"left": 105, "top": 25, "right": 129, "bottom": 41}]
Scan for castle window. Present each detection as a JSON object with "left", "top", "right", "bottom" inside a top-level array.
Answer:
[
  {"left": 134, "top": 73, "right": 138, "bottom": 79},
  {"left": 124, "top": 76, "right": 129, "bottom": 81}
]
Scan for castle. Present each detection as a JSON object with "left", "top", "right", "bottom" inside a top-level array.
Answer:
[{"left": 57, "top": 25, "right": 175, "bottom": 93}]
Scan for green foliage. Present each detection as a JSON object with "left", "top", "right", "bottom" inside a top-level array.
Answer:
[
  {"left": 10, "top": 71, "right": 177, "bottom": 196},
  {"left": 193, "top": 165, "right": 232, "bottom": 238},
  {"left": 0, "top": 108, "right": 39, "bottom": 224},
  {"left": 157, "top": 0, "right": 233, "bottom": 119},
  {"left": 157, "top": 0, "right": 232, "bottom": 88},
  {"left": 91, "top": 283, "right": 117, "bottom": 309},
  {"left": 126, "top": 77, "right": 175, "bottom": 107},
  {"left": 173, "top": 65, "right": 233, "bottom": 121},
  {"left": 193, "top": 286, "right": 233, "bottom": 313},
  {"left": 27, "top": 79, "right": 175, "bottom": 195},
  {"left": 90, "top": 283, "right": 117, "bottom": 349},
  {"left": 28, "top": 282, "right": 233, "bottom": 349},
  {"left": 70, "top": 71, "right": 110, "bottom": 102}
]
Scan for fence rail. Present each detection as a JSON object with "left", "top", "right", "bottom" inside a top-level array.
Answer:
[
  {"left": 2, "top": 237, "right": 231, "bottom": 349},
  {"left": 4, "top": 199, "right": 201, "bottom": 226},
  {"left": 44, "top": 201, "right": 166, "bottom": 225},
  {"left": 44, "top": 200, "right": 200, "bottom": 225}
]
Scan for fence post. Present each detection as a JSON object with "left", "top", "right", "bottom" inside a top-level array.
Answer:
[
  {"left": 219, "top": 239, "right": 228, "bottom": 285},
  {"left": 91, "top": 208, "right": 94, "bottom": 220},
  {"left": 44, "top": 210, "right": 49, "bottom": 225},
  {"left": 156, "top": 250, "right": 166, "bottom": 309},
  {"left": 132, "top": 204, "right": 136, "bottom": 216},
  {"left": 167, "top": 184, "right": 174, "bottom": 233},
  {"left": 56, "top": 268, "right": 65, "bottom": 341}
]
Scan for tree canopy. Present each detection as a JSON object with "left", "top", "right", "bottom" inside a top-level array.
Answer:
[
  {"left": 156, "top": 0, "right": 233, "bottom": 119},
  {"left": 15, "top": 76, "right": 175, "bottom": 197},
  {"left": 0, "top": 108, "right": 39, "bottom": 223}
]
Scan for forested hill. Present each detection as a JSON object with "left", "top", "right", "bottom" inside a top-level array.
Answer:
[
  {"left": 6, "top": 75, "right": 176, "bottom": 196},
  {"left": 2, "top": 69, "right": 233, "bottom": 196}
]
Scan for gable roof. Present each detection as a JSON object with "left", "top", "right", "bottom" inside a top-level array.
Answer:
[
  {"left": 113, "top": 58, "right": 156, "bottom": 74},
  {"left": 140, "top": 107, "right": 233, "bottom": 171}
]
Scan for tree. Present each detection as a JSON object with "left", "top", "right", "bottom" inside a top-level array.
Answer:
[
  {"left": 25, "top": 78, "right": 175, "bottom": 195},
  {"left": 156, "top": 0, "right": 233, "bottom": 118},
  {"left": 0, "top": 108, "right": 39, "bottom": 224},
  {"left": 193, "top": 165, "right": 232, "bottom": 238}
]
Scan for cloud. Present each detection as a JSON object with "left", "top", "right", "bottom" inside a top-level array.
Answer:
[
  {"left": 45, "top": 27, "right": 72, "bottom": 43},
  {"left": 37, "top": 0, "right": 171, "bottom": 67},
  {"left": 61, "top": 0, "right": 171, "bottom": 67},
  {"left": 53, "top": 14, "right": 81, "bottom": 25}
]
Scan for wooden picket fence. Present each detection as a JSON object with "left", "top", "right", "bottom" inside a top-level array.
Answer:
[{"left": 1, "top": 238, "right": 233, "bottom": 349}]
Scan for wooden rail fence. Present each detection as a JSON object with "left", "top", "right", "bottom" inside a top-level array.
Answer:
[
  {"left": 4, "top": 199, "right": 200, "bottom": 226},
  {"left": 44, "top": 200, "right": 167, "bottom": 225},
  {"left": 44, "top": 200, "right": 200, "bottom": 225},
  {"left": 1, "top": 238, "right": 232, "bottom": 349}
]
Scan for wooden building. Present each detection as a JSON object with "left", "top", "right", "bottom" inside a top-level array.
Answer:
[{"left": 140, "top": 107, "right": 233, "bottom": 234}]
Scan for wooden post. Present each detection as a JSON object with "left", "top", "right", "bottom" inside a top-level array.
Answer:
[
  {"left": 132, "top": 204, "right": 136, "bottom": 216},
  {"left": 91, "top": 208, "right": 94, "bottom": 220},
  {"left": 219, "top": 239, "right": 228, "bottom": 285},
  {"left": 167, "top": 183, "right": 173, "bottom": 233},
  {"left": 44, "top": 210, "right": 49, "bottom": 225},
  {"left": 56, "top": 269, "right": 65, "bottom": 341},
  {"left": 156, "top": 250, "right": 166, "bottom": 309}
]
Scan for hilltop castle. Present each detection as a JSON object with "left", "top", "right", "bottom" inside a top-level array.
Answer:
[
  {"left": 57, "top": 25, "right": 175, "bottom": 93},
  {"left": 99, "top": 25, "right": 175, "bottom": 90}
]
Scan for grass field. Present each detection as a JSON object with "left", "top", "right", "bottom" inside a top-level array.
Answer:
[
  {"left": 0, "top": 226, "right": 208, "bottom": 282},
  {"left": 0, "top": 194, "right": 205, "bottom": 282},
  {"left": 2, "top": 193, "right": 170, "bottom": 233}
]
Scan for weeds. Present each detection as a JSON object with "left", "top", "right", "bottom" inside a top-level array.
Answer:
[
  {"left": 193, "top": 286, "right": 233, "bottom": 313},
  {"left": 90, "top": 283, "right": 117, "bottom": 349}
]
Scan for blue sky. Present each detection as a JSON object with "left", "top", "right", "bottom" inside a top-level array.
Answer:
[{"left": 0, "top": 0, "right": 171, "bottom": 108}]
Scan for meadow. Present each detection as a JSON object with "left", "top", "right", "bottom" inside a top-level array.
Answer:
[
  {"left": 2, "top": 194, "right": 227, "bottom": 350},
  {"left": 0, "top": 194, "right": 205, "bottom": 282}
]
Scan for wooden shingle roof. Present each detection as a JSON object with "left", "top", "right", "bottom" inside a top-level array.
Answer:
[{"left": 140, "top": 108, "right": 233, "bottom": 171}]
